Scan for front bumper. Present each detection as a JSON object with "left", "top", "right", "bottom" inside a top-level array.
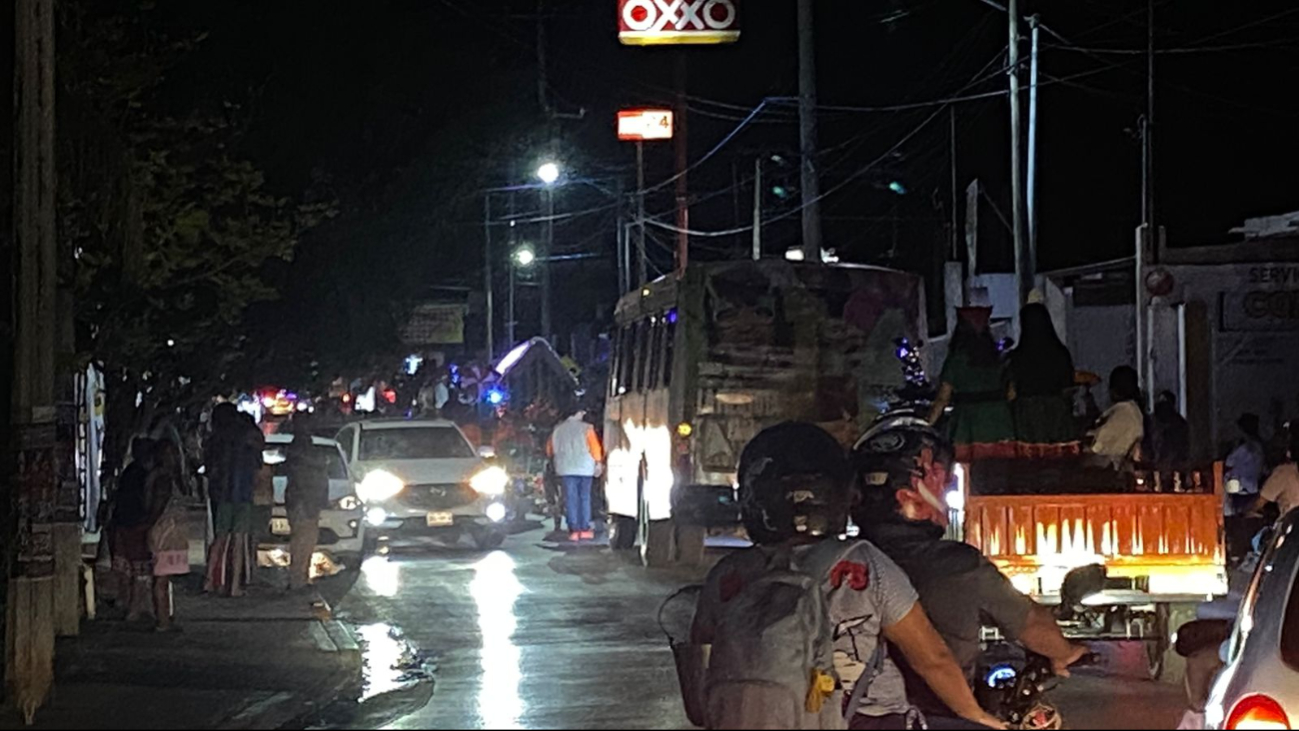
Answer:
[
  {"left": 259, "top": 506, "right": 366, "bottom": 557},
  {"left": 367, "top": 482, "right": 508, "bottom": 532}
]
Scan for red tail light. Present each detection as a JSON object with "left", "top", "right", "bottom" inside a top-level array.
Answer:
[{"left": 1228, "top": 695, "right": 1291, "bottom": 730}]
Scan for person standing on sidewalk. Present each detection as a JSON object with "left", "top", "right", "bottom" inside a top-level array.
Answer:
[
  {"left": 285, "top": 417, "right": 329, "bottom": 591},
  {"left": 203, "top": 406, "right": 261, "bottom": 597},
  {"left": 147, "top": 440, "right": 190, "bottom": 631},
  {"left": 547, "top": 409, "right": 604, "bottom": 542}
]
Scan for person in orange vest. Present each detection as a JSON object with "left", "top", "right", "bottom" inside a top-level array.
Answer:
[{"left": 547, "top": 409, "right": 604, "bottom": 542}]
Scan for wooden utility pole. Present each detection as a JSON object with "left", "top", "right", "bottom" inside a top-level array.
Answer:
[
  {"left": 10, "top": 0, "right": 58, "bottom": 721},
  {"left": 797, "top": 0, "right": 823, "bottom": 262}
]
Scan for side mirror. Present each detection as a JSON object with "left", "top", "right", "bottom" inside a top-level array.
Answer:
[{"left": 478, "top": 445, "right": 497, "bottom": 460}]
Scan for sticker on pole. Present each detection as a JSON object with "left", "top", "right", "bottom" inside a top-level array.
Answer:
[
  {"left": 618, "top": 109, "right": 674, "bottom": 141},
  {"left": 618, "top": 0, "right": 740, "bottom": 46}
]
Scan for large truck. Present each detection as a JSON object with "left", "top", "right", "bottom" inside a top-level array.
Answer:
[
  {"left": 603, "top": 260, "right": 926, "bottom": 566},
  {"left": 955, "top": 455, "right": 1228, "bottom": 679}
]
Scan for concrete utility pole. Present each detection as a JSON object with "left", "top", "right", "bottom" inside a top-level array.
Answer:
[
  {"left": 537, "top": 0, "right": 554, "bottom": 339},
  {"left": 797, "top": 0, "right": 823, "bottom": 262},
  {"left": 1026, "top": 14, "right": 1041, "bottom": 269},
  {"left": 674, "top": 54, "right": 689, "bottom": 277},
  {"left": 637, "top": 140, "right": 648, "bottom": 285},
  {"left": 1145, "top": 0, "right": 1156, "bottom": 241},
  {"left": 1008, "top": 0, "right": 1030, "bottom": 305},
  {"left": 10, "top": 0, "right": 58, "bottom": 721},
  {"left": 752, "top": 157, "right": 762, "bottom": 260},
  {"left": 483, "top": 195, "right": 494, "bottom": 362}
]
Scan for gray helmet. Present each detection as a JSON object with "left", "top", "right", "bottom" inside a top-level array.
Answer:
[
  {"left": 852, "top": 419, "right": 953, "bottom": 526},
  {"left": 738, "top": 422, "right": 853, "bottom": 544}
]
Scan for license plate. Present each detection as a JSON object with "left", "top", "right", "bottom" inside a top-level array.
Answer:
[
  {"left": 426, "top": 511, "right": 454, "bottom": 527},
  {"left": 270, "top": 517, "right": 291, "bottom": 536}
]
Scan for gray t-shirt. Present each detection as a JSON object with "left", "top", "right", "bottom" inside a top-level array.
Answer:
[{"left": 693, "top": 540, "right": 920, "bottom": 718}]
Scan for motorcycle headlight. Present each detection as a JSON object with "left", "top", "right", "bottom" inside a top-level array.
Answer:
[
  {"left": 357, "top": 470, "right": 404, "bottom": 503},
  {"left": 336, "top": 495, "right": 362, "bottom": 511},
  {"left": 470, "top": 466, "right": 509, "bottom": 497}
]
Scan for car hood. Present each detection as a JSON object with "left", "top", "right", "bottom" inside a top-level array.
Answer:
[{"left": 353, "top": 458, "right": 483, "bottom": 486}]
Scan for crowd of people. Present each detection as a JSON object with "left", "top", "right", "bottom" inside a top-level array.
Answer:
[
  {"left": 930, "top": 302, "right": 1186, "bottom": 471},
  {"left": 102, "top": 401, "right": 336, "bottom": 630}
]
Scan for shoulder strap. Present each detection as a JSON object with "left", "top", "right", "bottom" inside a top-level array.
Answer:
[{"left": 843, "top": 643, "right": 886, "bottom": 722}]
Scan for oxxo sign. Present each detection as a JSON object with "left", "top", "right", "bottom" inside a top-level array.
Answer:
[{"left": 618, "top": 0, "right": 740, "bottom": 46}]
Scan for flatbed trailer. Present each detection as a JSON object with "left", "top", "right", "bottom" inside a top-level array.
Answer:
[{"left": 958, "top": 458, "right": 1227, "bottom": 679}]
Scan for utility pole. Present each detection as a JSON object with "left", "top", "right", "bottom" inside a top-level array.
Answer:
[
  {"left": 483, "top": 195, "right": 494, "bottom": 362},
  {"left": 1026, "top": 15, "right": 1041, "bottom": 270},
  {"left": 537, "top": 0, "right": 554, "bottom": 340},
  {"left": 1145, "top": 0, "right": 1156, "bottom": 242},
  {"left": 797, "top": 0, "right": 823, "bottom": 263},
  {"left": 636, "top": 141, "right": 648, "bottom": 285},
  {"left": 10, "top": 0, "right": 58, "bottom": 720},
  {"left": 1008, "top": 0, "right": 1030, "bottom": 305},
  {"left": 541, "top": 185, "right": 554, "bottom": 340},
  {"left": 752, "top": 157, "right": 763, "bottom": 260},
  {"left": 674, "top": 54, "right": 689, "bottom": 277},
  {"left": 949, "top": 107, "right": 958, "bottom": 259}
]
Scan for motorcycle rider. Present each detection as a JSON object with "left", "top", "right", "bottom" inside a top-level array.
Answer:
[
  {"left": 692, "top": 422, "right": 1001, "bottom": 729},
  {"left": 852, "top": 418, "right": 1086, "bottom": 729}
]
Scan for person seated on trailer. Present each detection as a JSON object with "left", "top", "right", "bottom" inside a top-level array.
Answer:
[
  {"left": 1084, "top": 366, "right": 1145, "bottom": 471},
  {"left": 927, "top": 307, "right": 1015, "bottom": 454}
]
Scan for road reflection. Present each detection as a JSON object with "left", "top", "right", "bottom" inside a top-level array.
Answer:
[
  {"left": 361, "top": 555, "right": 402, "bottom": 598},
  {"left": 354, "top": 623, "right": 408, "bottom": 702},
  {"left": 470, "top": 551, "right": 525, "bottom": 729}
]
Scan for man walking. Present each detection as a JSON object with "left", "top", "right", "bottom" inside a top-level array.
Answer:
[{"left": 547, "top": 409, "right": 603, "bottom": 541}]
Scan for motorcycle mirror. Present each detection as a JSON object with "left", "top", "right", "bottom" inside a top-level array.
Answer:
[{"left": 1060, "top": 564, "right": 1107, "bottom": 610}]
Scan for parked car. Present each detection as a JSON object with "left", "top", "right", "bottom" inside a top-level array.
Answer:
[
  {"left": 259, "top": 434, "right": 368, "bottom": 568},
  {"left": 336, "top": 419, "right": 509, "bottom": 550},
  {"left": 1207, "top": 509, "right": 1299, "bottom": 729}
]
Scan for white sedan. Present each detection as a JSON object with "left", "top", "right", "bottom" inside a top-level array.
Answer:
[
  {"left": 1207, "top": 509, "right": 1299, "bottom": 729},
  {"left": 336, "top": 419, "right": 510, "bottom": 550}
]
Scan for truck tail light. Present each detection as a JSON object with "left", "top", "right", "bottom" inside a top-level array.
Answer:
[{"left": 1227, "top": 695, "right": 1290, "bottom": 730}]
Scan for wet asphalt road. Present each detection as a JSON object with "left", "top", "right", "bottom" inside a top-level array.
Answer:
[{"left": 329, "top": 529, "right": 1187, "bottom": 730}]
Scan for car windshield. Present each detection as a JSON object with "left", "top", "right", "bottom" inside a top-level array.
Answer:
[
  {"left": 358, "top": 427, "right": 473, "bottom": 461},
  {"left": 263, "top": 443, "right": 348, "bottom": 480}
]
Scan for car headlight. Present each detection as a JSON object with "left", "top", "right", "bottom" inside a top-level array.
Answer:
[
  {"left": 470, "top": 466, "right": 509, "bottom": 497},
  {"left": 336, "top": 495, "right": 362, "bottom": 511},
  {"left": 357, "top": 470, "right": 404, "bottom": 503}
]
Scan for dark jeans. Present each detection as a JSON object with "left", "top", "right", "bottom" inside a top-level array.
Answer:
[{"left": 562, "top": 475, "right": 592, "bottom": 532}]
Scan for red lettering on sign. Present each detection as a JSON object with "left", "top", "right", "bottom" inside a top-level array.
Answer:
[{"left": 830, "top": 561, "right": 871, "bottom": 591}]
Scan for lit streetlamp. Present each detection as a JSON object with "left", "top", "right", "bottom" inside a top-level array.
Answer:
[
  {"left": 507, "top": 246, "right": 536, "bottom": 346},
  {"left": 537, "top": 162, "right": 561, "bottom": 185},
  {"left": 536, "top": 162, "right": 560, "bottom": 339}
]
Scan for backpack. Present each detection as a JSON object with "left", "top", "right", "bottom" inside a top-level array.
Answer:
[{"left": 705, "top": 541, "right": 882, "bottom": 730}]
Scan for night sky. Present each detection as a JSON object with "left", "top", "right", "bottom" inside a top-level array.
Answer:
[{"left": 10, "top": 0, "right": 1299, "bottom": 365}]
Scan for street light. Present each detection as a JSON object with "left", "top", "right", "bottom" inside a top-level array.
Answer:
[
  {"left": 537, "top": 162, "right": 561, "bottom": 185},
  {"left": 536, "top": 162, "right": 560, "bottom": 339},
  {"left": 507, "top": 246, "right": 537, "bottom": 346}
]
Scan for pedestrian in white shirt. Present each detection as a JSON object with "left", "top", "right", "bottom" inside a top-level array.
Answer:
[
  {"left": 1225, "top": 413, "right": 1266, "bottom": 516},
  {"left": 1086, "top": 366, "right": 1144, "bottom": 470}
]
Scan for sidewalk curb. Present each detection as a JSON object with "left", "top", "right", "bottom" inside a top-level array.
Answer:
[{"left": 216, "top": 619, "right": 362, "bottom": 731}]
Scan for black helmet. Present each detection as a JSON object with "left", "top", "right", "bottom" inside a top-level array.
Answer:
[
  {"left": 851, "top": 417, "right": 954, "bottom": 526},
  {"left": 737, "top": 422, "right": 853, "bottom": 544}
]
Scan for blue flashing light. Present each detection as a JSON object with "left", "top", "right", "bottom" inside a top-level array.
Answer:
[
  {"left": 666, "top": 308, "right": 679, "bottom": 325},
  {"left": 485, "top": 388, "right": 506, "bottom": 406}
]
